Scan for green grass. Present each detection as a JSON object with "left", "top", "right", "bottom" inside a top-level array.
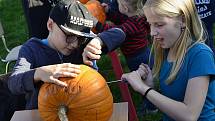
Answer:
[
  {"left": 0, "top": 0, "right": 162, "bottom": 120},
  {"left": 0, "top": 0, "right": 28, "bottom": 74}
]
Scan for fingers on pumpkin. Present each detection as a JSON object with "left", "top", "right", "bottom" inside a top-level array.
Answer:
[
  {"left": 53, "top": 71, "right": 79, "bottom": 78},
  {"left": 59, "top": 68, "right": 81, "bottom": 75},
  {"left": 55, "top": 64, "right": 81, "bottom": 75},
  {"left": 50, "top": 76, "right": 68, "bottom": 87},
  {"left": 60, "top": 63, "right": 80, "bottom": 69}
]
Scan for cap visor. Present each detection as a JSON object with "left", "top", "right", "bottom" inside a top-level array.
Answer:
[{"left": 60, "top": 25, "right": 97, "bottom": 38}]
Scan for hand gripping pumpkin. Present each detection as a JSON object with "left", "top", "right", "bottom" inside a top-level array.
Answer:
[
  {"left": 38, "top": 65, "right": 113, "bottom": 121},
  {"left": 85, "top": 0, "right": 106, "bottom": 33}
]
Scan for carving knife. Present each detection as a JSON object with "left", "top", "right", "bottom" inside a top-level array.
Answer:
[{"left": 106, "top": 79, "right": 128, "bottom": 84}]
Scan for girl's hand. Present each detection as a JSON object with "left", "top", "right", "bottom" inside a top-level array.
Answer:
[
  {"left": 137, "top": 63, "right": 154, "bottom": 87},
  {"left": 34, "top": 63, "right": 81, "bottom": 87},
  {"left": 121, "top": 71, "right": 148, "bottom": 94}
]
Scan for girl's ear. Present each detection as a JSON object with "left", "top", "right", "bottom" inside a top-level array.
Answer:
[
  {"left": 181, "top": 15, "right": 186, "bottom": 28},
  {"left": 47, "top": 18, "right": 54, "bottom": 31}
]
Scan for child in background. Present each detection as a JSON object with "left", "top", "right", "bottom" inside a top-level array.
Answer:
[{"left": 101, "top": 0, "right": 153, "bottom": 71}]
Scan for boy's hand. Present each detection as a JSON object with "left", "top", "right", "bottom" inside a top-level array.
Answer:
[
  {"left": 82, "top": 37, "right": 103, "bottom": 66},
  {"left": 34, "top": 63, "right": 81, "bottom": 87}
]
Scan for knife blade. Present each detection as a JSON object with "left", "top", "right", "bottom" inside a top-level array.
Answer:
[
  {"left": 106, "top": 79, "right": 128, "bottom": 84},
  {"left": 92, "top": 60, "right": 98, "bottom": 71}
]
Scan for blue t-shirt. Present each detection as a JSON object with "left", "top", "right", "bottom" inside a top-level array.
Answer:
[{"left": 159, "top": 43, "right": 215, "bottom": 121}]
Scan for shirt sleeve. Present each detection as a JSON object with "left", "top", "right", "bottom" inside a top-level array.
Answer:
[
  {"left": 188, "top": 48, "right": 215, "bottom": 80},
  {"left": 98, "top": 28, "right": 126, "bottom": 53},
  {"left": 8, "top": 45, "right": 36, "bottom": 95}
]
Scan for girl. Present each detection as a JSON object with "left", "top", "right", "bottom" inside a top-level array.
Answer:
[{"left": 122, "top": 0, "right": 215, "bottom": 120}]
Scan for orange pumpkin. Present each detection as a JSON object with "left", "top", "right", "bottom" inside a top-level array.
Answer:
[
  {"left": 79, "top": 0, "right": 89, "bottom": 4},
  {"left": 38, "top": 65, "right": 113, "bottom": 121},
  {"left": 85, "top": 0, "right": 106, "bottom": 33}
]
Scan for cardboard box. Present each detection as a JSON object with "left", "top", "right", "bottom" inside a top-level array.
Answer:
[{"left": 11, "top": 102, "right": 128, "bottom": 121}]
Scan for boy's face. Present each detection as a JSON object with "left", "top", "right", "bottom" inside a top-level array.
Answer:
[{"left": 48, "top": 20, "right": 84, "bottom": 56}]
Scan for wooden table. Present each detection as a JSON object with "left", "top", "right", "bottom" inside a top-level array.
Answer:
[{"left": 11, "top": 102, "right": 128, "bottom": 121}]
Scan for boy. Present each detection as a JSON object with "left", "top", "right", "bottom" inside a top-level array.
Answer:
[{"left": 8, "top": 0, "right": 125, "bottom": 110}]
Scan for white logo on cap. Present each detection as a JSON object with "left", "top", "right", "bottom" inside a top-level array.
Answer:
[{"left": 70, "top": 16, "right": 94, "bottom": 28}]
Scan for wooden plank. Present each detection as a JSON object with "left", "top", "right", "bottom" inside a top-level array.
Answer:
[
  {"left": 108, "top": 51, "right": 138, "bottom": 121},
  {"left": 10, "top": 109, "right": 41, "bottom": 121},
  {"left": 11, "top": 102, "right": 128, "bottom": 121},
  {"left": 109, "top": 102, "right": 128, "bottom": 121}
]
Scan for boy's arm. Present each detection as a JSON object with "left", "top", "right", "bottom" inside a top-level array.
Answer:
[
  {"left": 83, "top": 28, "right": 125, "bottom": 66},
  {"left": 8, "top": 46, "right": 80, "bottom": 94},
  {"left": 98, "top": 28, "right": 126, "bottom": 53},
  {"left": 8, "top": 46, "right": 36, "bottom": 95}
]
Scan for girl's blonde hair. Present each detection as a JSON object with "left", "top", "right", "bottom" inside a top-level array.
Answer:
[{"left": 143, "top": 0, "right": 207, "bottom": 84}]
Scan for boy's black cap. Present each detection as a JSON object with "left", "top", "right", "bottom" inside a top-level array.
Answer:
[{"left": 49, "top": 0, "right": 98, "bottom": 38}]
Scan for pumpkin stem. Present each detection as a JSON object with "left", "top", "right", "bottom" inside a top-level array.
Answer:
[{"left": 58, "top": 105, "right": 68, "bottom": 121}]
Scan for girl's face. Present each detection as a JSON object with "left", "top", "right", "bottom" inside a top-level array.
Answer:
[{"left": 144, "top": 8, "right": 184, "bottom": 49}]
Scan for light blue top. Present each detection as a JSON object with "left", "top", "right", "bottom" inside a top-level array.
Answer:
[{"left": 159, "top": 43, "right": 215, "bottom": 121}]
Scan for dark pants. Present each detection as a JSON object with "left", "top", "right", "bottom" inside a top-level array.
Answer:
[
  {"left": 0, "top": 74, "right": 25, "bottom": 121},
  {"left": 22, "top": 0, "right": 52, "bottom": 39}
]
